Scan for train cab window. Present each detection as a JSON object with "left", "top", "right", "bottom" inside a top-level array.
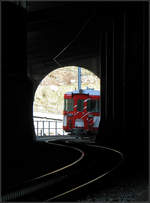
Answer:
[
  {"left": 64, "top": 99, "right": 74, "bottom": 111},
  {"left": 87, "top": 99, "right": 100, "bottom": 112},
  {"left": 77, "top": 99, "right": 84, "bottom": 112}
]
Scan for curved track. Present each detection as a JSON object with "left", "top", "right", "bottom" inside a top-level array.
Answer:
[
  {"left": 2, "top": 141, "right": 123, "bottom": 202},
  {"left": 45, "top": 141, "right": 123, "bottom": 201},
  {"left": 2, "top": 142, "right": 84, "bottom": 201}
]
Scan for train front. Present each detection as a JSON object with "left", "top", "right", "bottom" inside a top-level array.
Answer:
[{"left": 63, "top": 89, "right": 100, "bottom": 140}]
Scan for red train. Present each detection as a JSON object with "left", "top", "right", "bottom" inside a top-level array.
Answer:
[{"left": 63, "top": 88, "right": 100, "bottom": 139}]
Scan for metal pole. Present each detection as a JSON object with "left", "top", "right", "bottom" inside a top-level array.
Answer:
[
  {"left": 55, "top": 121, "right": 57, "bottom": 135},
  {"left": 48, "top": 121, "right": 50, "bottom": 136},
  {"left": 43, "top": 121, "right": 44, "bottom": 136},
  {"left": 37, "top": 121, "right": 39, "bottom": 136},
  {"left": 78, "top": 67, "right": 81, "bottom": 90}
]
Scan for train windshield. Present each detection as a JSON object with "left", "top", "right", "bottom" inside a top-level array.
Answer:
[
  {"left": 64, "top": 99, "right": 74, "bottom": 111},
  {"left": 77, "top": 99, "right": 84, "bottom": 112},
  {"left": 87, "top": 99, "right": 100, "bottom": 112}
]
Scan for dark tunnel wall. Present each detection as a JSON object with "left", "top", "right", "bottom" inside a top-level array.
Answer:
[
  {"left": 2, "top": 1, "right": 149, "bottom": 193},
  {"left": 28, "top": 2, "right": 149, "bottom": 177},
  {"left": 97, "top": 3, "right": 149, "bottom": 176},
  {"left": 2, "top": 2, "right": 35, "bottom": 192}
]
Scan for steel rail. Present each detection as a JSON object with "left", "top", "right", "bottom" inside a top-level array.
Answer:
[
  {"left": 46, "top": 144, "right": 124, "bottom": 201},
  {"left": 27, "top": 142, "right": 85, "bottom": 180},
  {"left": 2, "top": 142, "right": 85, "bottom": 201}
]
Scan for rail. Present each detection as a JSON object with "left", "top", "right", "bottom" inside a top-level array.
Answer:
[{"left": 33, "top": 116, "right": 67, "bottom": 136}]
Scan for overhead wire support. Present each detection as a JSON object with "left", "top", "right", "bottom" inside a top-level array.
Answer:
[
  {"left": 52, "top": 14, "right": 95, "bottom": 67},
  {"left": 78, "top": 67, "right": 81, "bottom": 90}
]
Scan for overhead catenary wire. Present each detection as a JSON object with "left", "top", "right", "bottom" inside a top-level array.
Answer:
[{"left": 52, "top": 14, "right": 96, "bottom": 67}]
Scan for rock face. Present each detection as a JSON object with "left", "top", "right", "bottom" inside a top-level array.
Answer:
[{"left": 33, "top": 66, "right": 101, "bottom": 115}]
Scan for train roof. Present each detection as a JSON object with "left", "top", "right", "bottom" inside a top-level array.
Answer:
[{"left": 65, "top": 88, "right": 100, "bottom": 96}]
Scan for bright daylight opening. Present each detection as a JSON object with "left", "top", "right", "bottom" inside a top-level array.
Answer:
[{"left": 33, "top": 66, "right": 101, "bottom": 139}]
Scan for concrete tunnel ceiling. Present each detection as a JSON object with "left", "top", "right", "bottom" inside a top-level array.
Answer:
[{"left": 27, "top": 2, "right": 106, "bottom": 84}]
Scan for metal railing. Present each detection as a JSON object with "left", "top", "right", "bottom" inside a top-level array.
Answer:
[{"left": 33, "top": 116, "right": 67, "bottom": 136}]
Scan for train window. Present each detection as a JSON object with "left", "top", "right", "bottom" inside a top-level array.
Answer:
[
  {"left": 87, "top": 100, "right": 100, "bottom": 112},
  {"left": 77, "top": 99, "right": 84, "bottom": 112},
  {"left": 64, "top": 99, "right": 74, "bottom": 111}
]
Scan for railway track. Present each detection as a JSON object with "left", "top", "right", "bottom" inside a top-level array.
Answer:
[
  {"left": 45, "top": 141, "right": 124, "bottom": 202},
  {"left": 2, "top": 141, "right": 123, "bottom": 202}
]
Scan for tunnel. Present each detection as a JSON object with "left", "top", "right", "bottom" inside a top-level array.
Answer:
[{"left": 2, "top": 1, "right": 149, "bottom": 199}]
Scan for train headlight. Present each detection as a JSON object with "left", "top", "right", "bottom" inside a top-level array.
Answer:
[{"left": 63, "top": 115, "right": 67, "bottom": 126}]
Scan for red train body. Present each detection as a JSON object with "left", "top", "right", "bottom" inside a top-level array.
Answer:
[{"left": 63, "top": 88, "right": 100, "bottom": 137}]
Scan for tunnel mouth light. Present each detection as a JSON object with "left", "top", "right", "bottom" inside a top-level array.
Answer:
[{"left": 33, "top": 66, "right": 101, "bottom": 138}]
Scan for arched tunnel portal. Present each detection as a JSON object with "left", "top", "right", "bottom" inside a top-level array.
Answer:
[{"left": 2, "top": 1, "right": 148, "bottom": 197}]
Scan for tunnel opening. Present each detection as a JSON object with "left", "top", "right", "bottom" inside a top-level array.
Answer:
[{"left": 33, "top": 66, "right": 101, "bottom": 142}]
